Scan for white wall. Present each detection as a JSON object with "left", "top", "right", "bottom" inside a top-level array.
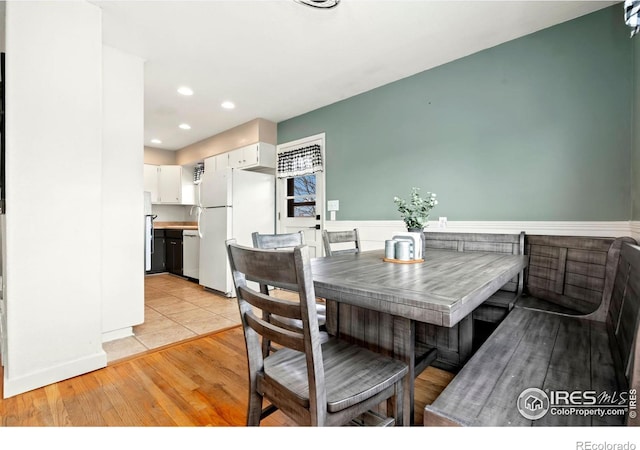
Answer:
[
  {"left": 3, "top": 1, "right": 106, "bottom": 397},
  {"left": 152, "top": 204, "right": 197, "bottom": 222},
  {"left": 101, "top": 45, "right": 145, "bottom": 342}
]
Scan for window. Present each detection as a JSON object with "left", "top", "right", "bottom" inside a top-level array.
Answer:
[{"left": 287, "top": 174, "right": 316, "bottom": 217}]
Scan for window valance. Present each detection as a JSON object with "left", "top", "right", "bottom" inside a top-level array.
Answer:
[
  {"left": 277, "top": 144, "right": 323, "bottom": 178},
  {"left": 626, "top": 0, "right": 640, "bottom": 37}
]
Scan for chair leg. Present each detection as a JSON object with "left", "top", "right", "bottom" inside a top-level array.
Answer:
[
  {"left": 247, "top": 391, "right": 264, "bottom": 426},
  {"left": 391, "top": 380, "right": 404, "bottom": 426}
]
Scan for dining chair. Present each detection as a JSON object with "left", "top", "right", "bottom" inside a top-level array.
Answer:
[
  {"left": 251, "top": 231, "right": 327, "bottom": 347},
  {"left": 322, "top": 228, "right": 361, "bottom": 256},
  {"left": 226, "top": 239, "right": 408, "bottom": 426}
]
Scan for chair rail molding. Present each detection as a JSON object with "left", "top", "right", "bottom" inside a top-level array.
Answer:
[{"left": 324, "top": 220, "right": 635, "bottom": 251}]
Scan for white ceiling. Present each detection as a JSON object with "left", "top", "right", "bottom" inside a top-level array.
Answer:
[{"left": 93, "top": 0, "right": 619, "bottom": 151}]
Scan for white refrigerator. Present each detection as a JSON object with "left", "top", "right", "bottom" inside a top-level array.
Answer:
[{"left": 198, "top": 167, "right": 275, "bottom": 296}]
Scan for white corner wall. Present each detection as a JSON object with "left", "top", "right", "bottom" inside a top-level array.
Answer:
[
  {"left": 101, "top": 45, "right": 145, "bottom": 342},
  {"left": 3, "top": 1, "right": 106, "bottom": 397}
]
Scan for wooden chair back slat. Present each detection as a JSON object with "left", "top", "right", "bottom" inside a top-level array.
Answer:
[
  {"left": 244, "top": 310, "right": 306, "bottom": 353},
  {"left": 323, "top": 229, "right": 361, "bottom": 256},
  {"left": 237, "top": 286, "right": 303, "bottom": 321},
  {"left": 252, "top": 231, "right": 305, "bottom": 250}
]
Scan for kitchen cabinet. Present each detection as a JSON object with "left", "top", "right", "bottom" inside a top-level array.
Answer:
[
  {"left": 144, "top": 164, "right": 195, "bottom": 205},
  {"left": 228, "top": 143, "right": 276, "bottom": 170},
  {"left": 182, "top": 230, "right": 200, "bottom": 280},
  {"left": 165, "top": 230, "right": 183, "bottom": 276},
  {"left": 158, "top": 165, "right": 182, "bottom": 204},
  {"left": 204, "top": 153, "right": 229, "bottom": 173},
  {"left": 149, "top": 229, "right": 166, "bottom": 274},
  {"left": 143, "top": 164, "right": 159, "bottom": 203}
]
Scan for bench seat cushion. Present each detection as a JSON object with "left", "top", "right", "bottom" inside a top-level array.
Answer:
[{"left": 424, "top": 307, "right": 626, "bottom": 426}]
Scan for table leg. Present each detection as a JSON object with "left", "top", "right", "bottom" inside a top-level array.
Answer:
[
  {"left": 393, "top": 316, "right": 415, "bottom": 426},
  {"left": 325, "top": 299, "right": 338, "bottom": 336}
]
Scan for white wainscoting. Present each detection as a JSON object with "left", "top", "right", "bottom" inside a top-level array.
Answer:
[
  {"left": 324, "top": 220, "right": 636, "bottom": 251},
  {"left": 631, "top": 221, "right": 640, "bottom": 242}
]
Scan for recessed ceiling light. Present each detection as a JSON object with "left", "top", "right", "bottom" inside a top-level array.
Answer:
[
  {"left": 179, "top": 123, "right": 191, "bottom": 130},
  {"left": 294, "top": 0, "right": 340, "bottom": 8},
  {"left": 177, "top": 86, "right": 194, "bottom": 96},
  {"left": 221, "top": 101, "right": 235, "bottom": 110},
  {"left": 150, "top": 138, "right": 162, "bottom": 144}
]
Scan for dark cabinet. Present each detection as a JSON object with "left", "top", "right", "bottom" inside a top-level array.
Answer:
[
  {"left": 149, "top": 229, "right": 166, "bottom": 274},
  {"left": 165, "top": 230, "right": 183, "bottom": 276},
  {"left": 146, "top": 229, "right": 185, "bottom": 276}
]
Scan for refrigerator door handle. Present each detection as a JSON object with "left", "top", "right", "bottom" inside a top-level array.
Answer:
[{"left": 197, "top": 206, "right": 203, "bottom": 239}]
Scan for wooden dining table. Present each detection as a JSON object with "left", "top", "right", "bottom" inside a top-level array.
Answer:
[{"left": 310, "top": 248, "right": 529, "bottom": 425}]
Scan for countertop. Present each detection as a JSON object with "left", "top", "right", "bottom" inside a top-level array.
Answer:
[{"left": 154, "top": 221, "right": 198, "bottom": 230}]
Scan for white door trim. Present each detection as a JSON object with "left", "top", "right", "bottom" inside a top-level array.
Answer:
[{"left": 276, "top": 133, "right": 326, "bottom": 255}]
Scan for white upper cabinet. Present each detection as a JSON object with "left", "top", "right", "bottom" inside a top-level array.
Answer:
[
  {"left": 228, "top": 143, "right": 276, "bottom": 170},
  {"left": 204, "top": 152, "right": 229, "bottom": 173},
  {"left": 143, "top": 164, "right": 159, "bottom": 203},
  {"left": 144, "top": 164, "right": 195, "bottom": 205},
  {"left": 145, "top": 142, "right": 276, "bottom": 206},
  {"left": 158, "top": 164, "right": 182, "bottom": 204}
]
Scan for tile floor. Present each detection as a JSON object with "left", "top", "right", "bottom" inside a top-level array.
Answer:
[{"left": 103, "top": 273, "right": 241, "bottom": 363}]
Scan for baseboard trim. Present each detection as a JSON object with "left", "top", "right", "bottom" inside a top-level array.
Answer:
[
  {"left": 102, "top": 327, "right": 133, "bottom": 343},
  {"left": 324, "top": 220, "right": 635, "bottom": 250},
  {"left": 3, "top": 350, "right": 107, "bottom": 398}
]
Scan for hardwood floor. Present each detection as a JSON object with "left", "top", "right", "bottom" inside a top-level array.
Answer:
[{"left": 0, "top": 325, "right": 453, "bottom": 426}]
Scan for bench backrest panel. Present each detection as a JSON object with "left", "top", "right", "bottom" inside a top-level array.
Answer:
[
  {"left": 423, "top": 232, "right": 524, "bottom": 293},
  {"left": 607, "top": 243, "right": 640, "bottom": 387},
  {"left": 525, "top": 235, "right": 624, "bottom": 314}
]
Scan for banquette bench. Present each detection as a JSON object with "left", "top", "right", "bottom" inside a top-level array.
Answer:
[
  {"left": 423, "top": 240, "right": 640, "bottom": 426},
  {"left": 417, "top": 232, "right": 636, "bottom": 371},
  {"left": 517, "top": 235, "right": 635, "bottom": 319}
]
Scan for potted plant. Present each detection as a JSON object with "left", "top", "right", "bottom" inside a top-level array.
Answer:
[{"left": 393, "top": 187, "right": 438, "bottom": 232}]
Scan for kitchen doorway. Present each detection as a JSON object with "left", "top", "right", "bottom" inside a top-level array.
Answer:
[{"left": 276, "top": 133, "right": 326, "bottom": 257}]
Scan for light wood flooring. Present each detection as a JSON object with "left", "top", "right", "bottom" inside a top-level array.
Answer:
[{"left": 0, "top": 273, "right": 455, "bottom": 426}]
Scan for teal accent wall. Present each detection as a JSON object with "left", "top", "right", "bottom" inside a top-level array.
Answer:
[
  {"left": 278, "top": 6, "right": 632, "bottom": 221},
  {"left": 633, "top": 33, "right": 640, "bottom": 220}
]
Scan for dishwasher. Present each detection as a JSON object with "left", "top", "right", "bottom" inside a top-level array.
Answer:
[{"left": 182, "top": 229, "right": 200, "bottom": 281}]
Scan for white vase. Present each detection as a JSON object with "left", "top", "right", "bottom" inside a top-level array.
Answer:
[{"left": 407, "top": 227, "right": 425, "bottom": 258}]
